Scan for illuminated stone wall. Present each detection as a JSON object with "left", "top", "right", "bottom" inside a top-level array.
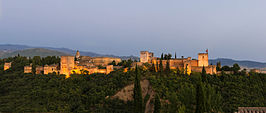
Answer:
[
  {"left": 44, "top": 64, "right": 59, "bottom": 75},
  {"left": 36, "top": 66, "right": 44, "bottom": 75},
  {"left": 150, "top": 52, "right": 216, "bottom": 75},
  {"left": 106, "top": 65, "right": 114, "bottom": 74},
  {"left": 24, "top": 66, "right": 32, "bottom": 73},
  {"left": 191, "top": 65, "right": 217, "bottom": 75},
  {"left": 92, "top": 57, "right": 121, "bottom": 66}
]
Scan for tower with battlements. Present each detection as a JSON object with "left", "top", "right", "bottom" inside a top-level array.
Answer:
[
  {"left": 140, "top": 51, "right": 154, "bottom": 63},
  {"left": 198, "top": 53, "right": 208, "bottom": 67}
]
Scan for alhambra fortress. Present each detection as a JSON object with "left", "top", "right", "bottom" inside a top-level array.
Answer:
[
  {"left": 139, "top": 51, "right": 216, "bottom": 75},
  {"left": 3, "top": 50, "right": 217, "bottom": 77},
  {"left": 23, "top": 51, "right": 121, "bottom": 78}
]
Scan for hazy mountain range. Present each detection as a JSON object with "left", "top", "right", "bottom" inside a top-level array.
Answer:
[
  {"left": 0, "top": 44, "right": 265, "bottom": 69},
  {"left": 0, "top": 44, "right": 138, "bottom": 60}
]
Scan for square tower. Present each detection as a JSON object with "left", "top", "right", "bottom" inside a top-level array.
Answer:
[
  {"left": 140, "top": 51, "right": 154, "bottom": 63},
  {"left": 60, "top": 56, "right": 75, "bottom": 78},
  {"left": 198, "top": 53, "right": 208, "bottom": 67}
]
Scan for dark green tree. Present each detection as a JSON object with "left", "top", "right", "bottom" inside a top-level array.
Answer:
[
  {"left": 154, "top": 94, "right": 161, "bottom": 113},
  {"left": 161, "top": 53, "right": 164, "bottom": 60},
  {"left": 133, "top": 65, "right": 143, "bottom": 113},
  {"left": 232, "top": 63, "right": 240, "bottom": 74},
  {"left": 216, "top": 61, "right": 221, "bottom": 71},
  {"left": 150, "top": 63, "right": 156, "bottom": 72},
  {"left": 108, "top": 60, "right": 116, "bottom": 66},
  {"left": 159, "top": 59, "right": 163, "bottom": 75},
  {"left": 201, "top": 66, "right": 207, "bottom": 83},
  {"left": 221, "top": 66, "right": 231, "bottom": 71},
  {"left": 195, "top": 82, "right": 206, "bottom": 113},
  {"left": 165, "top": 60, "right": 170, "bottom": 74},
  {"left": 175, "top": 52, "right": 177, "bottom": 59}
]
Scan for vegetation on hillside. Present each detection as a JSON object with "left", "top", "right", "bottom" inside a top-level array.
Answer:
[{"left": 0, "top": 55, "right": 265, "bottom": 112}]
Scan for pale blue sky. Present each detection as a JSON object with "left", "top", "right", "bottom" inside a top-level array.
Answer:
[{"left": 0, "top": 0, "right": 266, "bottom": 62}]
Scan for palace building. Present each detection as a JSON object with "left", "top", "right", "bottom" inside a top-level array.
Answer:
[
  {"left": 140, "top": 51, "right": 216, "bottom": 75},
  {"left": 24, "top": 51, "right": 122, "bottom": 78}
]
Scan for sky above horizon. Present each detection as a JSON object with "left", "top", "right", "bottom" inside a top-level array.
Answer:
[{"left": 0, "top": 0, "right": 266, "bottom": 62}]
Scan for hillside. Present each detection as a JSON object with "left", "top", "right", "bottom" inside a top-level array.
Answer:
[
  {"left": 111, "top": 79, "right": 155, "bottom": 113},
  {"left": 0, "top": 48, "right": 70, "bottom": 58}
]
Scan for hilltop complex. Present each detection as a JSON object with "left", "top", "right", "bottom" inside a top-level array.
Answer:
[
  {"left": 5, "top": 50, "right": 256, "bottom": 76},
  {"left": 9, "top": 50, "right": 217, "bottom": 76},
  {"left": 23, "top": 51, "right": 121, "bottom": 78},
  {"left": 139, "top": 51, "right": 216, "bottom": 74}
]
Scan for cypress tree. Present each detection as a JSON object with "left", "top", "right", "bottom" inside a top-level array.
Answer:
[
  {"left": 151, "top": 63, "right": 155, "bottom": 72},
  {"left": 175, "top": 52, "right": 177, "bottom": 59},
  {"left": 133, "top": 65, "right": 143, "bottom": 113},
  {"left": 161, "top": 53, "right": 164, "bottom": 60},
  {"left": 166, "top": 60, "right": 170, "bottom": 74},
  {"left": 216, "top": 61, "right": 221, "bottom": 71},
  {"left": 154, "top": 94, "right": 161, "bottom": 113},
  {"left": 159, "top": 59, "right": 163, "bottom": 75},
  {"left": 202, "top": 66, "right": 207, "bottom": 83},
  {"left": 195, "top": 82, "right": 206, "bottom": 113}
]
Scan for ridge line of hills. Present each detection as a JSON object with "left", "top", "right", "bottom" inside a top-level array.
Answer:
[{"left": 0, "top": 44, "right": 266, "bottom": 69}]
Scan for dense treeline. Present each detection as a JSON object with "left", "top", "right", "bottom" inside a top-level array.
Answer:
[
  {"left": 148, "top": 64, "right": 266, "bottom": 113},
  {"left": 0, "top": 56, "right": 265, "bottom": 112},
  {"left": 0, "top": 69, "right": 136, "bottom": 112}
]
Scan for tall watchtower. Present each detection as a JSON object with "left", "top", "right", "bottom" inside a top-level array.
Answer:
[
  {"left": 60, "top": 56, "right": 75, "bottom": 78},
  {"left": 198, "top": 53, "right": 208, "bottom": 67},
  {"left": 140, "top": 51, "right": 154, "bottom": 63}
]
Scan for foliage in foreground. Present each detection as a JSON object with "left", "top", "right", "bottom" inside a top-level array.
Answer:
[{"left": 0, "top": 56, "right": 265, "bottom": 112}]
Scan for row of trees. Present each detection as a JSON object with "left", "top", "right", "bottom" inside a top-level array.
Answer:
[
  {"left": 147, "top": 63, "right": 265, "bottom": 113},
  {"left": 108, "top": 59, "right": 134, "bottom": 68}
]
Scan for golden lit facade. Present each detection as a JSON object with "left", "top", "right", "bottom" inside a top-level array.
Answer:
[
  {"left": 24, "top": 65, "right": 32, "bottom": 73},
  {"left": 23, "top": 51, "right": 121, "bottom": 78},
  {"left": 4, "top": 62, "right": 12, "bottom": 71},
  {"left": 145, "top": 51, "right": 216, "bottom": 75}
]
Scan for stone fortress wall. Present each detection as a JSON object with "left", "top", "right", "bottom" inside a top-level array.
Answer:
[{"left": 140, "top": 51, "right": 216, "bottom": 75}]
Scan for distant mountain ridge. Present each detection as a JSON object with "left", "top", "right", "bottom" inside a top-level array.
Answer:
[
  {"left": 0, "top": 44, "right": 138, "bottom": 60},
  {"left": 209, "top": 58, "right": 266, "bottom": 69},
  {"left": 0, "top": 44, "right": 265, "bottom": 68},
  {"left": 0, "top": 48, "right": 70, "bottom": 58}
]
